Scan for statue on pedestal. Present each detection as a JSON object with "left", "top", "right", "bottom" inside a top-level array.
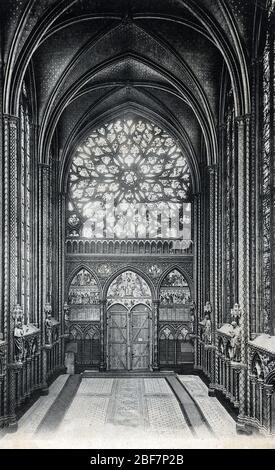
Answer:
[
  {"left": 229, "top": 303, "right": 242, "bottom": 362},
  {"left": 201, "top": 301, "right": 212, "bottom": 344},
  {"left": 64, "top": 302, "right": 70, "bottom": 334},
  {"left": 189, "top": 301, "right": 196, "bottom": 334},
  {"left": 229, "top": 321, "right": 241, "bottom": 361},
  {"left": 44, "top": 303, "right": 53, "bottom": 346},
  {"left": 13, "top": 305, "right": 24, "bottom": 363}
]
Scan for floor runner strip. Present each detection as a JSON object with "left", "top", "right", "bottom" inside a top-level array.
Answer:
[
  {"left": 165, "top": 376, "right": 214, "bottom": 438},
  {"left": 36, "top": 375, "right": 81, "bottom": 435}
]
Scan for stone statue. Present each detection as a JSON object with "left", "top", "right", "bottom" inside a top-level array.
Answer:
[
  {"left": 229, "top": 321, "right": 241, "bottom": 361},
  {"left": 203, "top": 313, "right": 212, "bottom": 344},
  {"left": 231, "top": 303, "right": 241, "bottom": 323},
  {"left": 190, "top": 301, "right": 196, "bottom": 334},
  {"left": 204, "top": 301, "right": 212, "bottom": 316},
  {"left": 201, "top": 301, "right": 212, "bottom": 344},
  {"left": 44, "top": 303, "right": 53, "bottom": 345},
  {"left": 64, "top": 302, "right": 70, "bottom": 334},
  {"left": 13, "top": 305, "right": 24, "bottom": 363},
  {"left": 228, "top": 303, "right": 242, "bottom": 362}
]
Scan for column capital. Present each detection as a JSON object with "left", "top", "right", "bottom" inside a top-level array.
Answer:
[
  {"left": 258, "top": 378, "right": 265, "bottom": 388},
  {"left": 249, "top": 373, "right": 258, "bottom": 383},
  {"left": 38, "top": 163, "right": 51, "bottom": 177},
  {"left": 207, "top": 164, "right": 218, "bottom": 175},
  {"left": 3, "top": 114, "right": 19, "bottom": 127},
  {"left": 191, "top": 192, "right": 201, "bottom": 201},
  {"left": 263, "top": 383, "right": 274, "bottom": 396},
  {"left": 235, "top": 114, "right": 251, "bottom": 126},
  {"left": 38, "top": 163, "right": 50, "bottom": 169}
]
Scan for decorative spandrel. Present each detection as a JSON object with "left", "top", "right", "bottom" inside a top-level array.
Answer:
[
  {"left": 107, "top": 271, "right": 151, "bottom": 309},
  {"left": 67, "top": 116, "right": 192, "bottom": 239},
  {"left": 160, "top": 269, "right": 191, "bottom": 322},
  {"left": 68, "top": 269, "right": 100, "bottom": 321}
]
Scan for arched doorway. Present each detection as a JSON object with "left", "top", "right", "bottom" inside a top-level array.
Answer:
[
  {"left": 159, "top": 269, "right": 194, "bottom": 368},
  {"left": 107, "top": 271, "right": 152, "bottom": 370}
]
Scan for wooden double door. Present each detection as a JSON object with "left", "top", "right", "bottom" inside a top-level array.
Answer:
[{"left": 107, "top": 303, "right": 151, "bottom": 370}]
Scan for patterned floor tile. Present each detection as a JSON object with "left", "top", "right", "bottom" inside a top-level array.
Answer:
[
  {"left": 77, "top": 378, "right": 114, "bottom": 396},
  {"left": 61, "top": 396, "right": 110, "bottom": 428},
  {"left": 106, "top": 379, "right": 145, "bottom": 428},
  {"left": 146, "top": 395, "right": 193, "bottom": 437},
  {"left": 144, "top": 378, "right": 173, "bottom": 395}
]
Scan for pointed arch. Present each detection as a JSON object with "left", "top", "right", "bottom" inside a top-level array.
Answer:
[
  {"left": 157, "top": 264, "right": 193, "bottom": 297},
  {"left": 103, "top": 266, "right": 156, "bottom": 300},
  {"left": 65, "top": 264, "right": 102, "bottom": 296}
]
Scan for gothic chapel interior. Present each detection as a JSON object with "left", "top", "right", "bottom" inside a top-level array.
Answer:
[{"left": 0, "top": 0, "right": 275, "bottom": 440}]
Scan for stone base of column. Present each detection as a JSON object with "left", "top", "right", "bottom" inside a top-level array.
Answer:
[
  {"left": 40, "top": 385, "right": 49, "bottom": 396},
  {"left": 99, "top": 362, "right": 106, "bottom": 371},
  {"left": 7, "top": 417, "right": 18, "bottom": 433},
  {"left": 236, "top": 420, "right": 252, "bottom": 435},
  {"left": 208, "top": 387, "right": 216, "bottom": 397}
]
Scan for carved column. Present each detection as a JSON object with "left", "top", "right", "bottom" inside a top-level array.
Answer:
[
  {"left": 38, "top": 163, "right": 50, "bottom": 394},
  {"left": 235, "top": 115, "right": 251, "bottom": 431},
  {"left": 218, "top": 125, "right": 226, "bottom": 328},
  {"left": 258, "top": 378, "right": 264, "bottom": 427},
  {"left": 3, "top": 115, "right": 20, "bottom": 428},
  {"left": 208, "top": 165, "right": 219, "bottom": 395},
  {"left": 58, "top": 192, "right": 66, "bottom": 367},
  {"left": 193, "top": 193, "right": 201, "bottom": 369},
  {"left": 264, "top": 384, "right": 274, "bottom": 434},
  {"left": 251, "top": 58, "right": 262, "bottom": 335},
  {"left": 100, "top": 299, "right": 107, "bottom": 370},
  {"left": 250, "top": 374, "right": 257, "bottom": 419}
]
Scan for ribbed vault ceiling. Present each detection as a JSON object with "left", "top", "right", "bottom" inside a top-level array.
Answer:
[{"left": 1, "top": 0, "right": 263, "bottom": 191}]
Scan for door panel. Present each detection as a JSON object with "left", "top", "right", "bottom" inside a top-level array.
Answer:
[
  {"left": 131, "top": 305, "right": 150, "bottom": 370},
  {"left": 107, "top": 303, "right": 150, "bottom": 370},
  {"left": 108, "top": 304, "right": 128, "bottom": 370}
]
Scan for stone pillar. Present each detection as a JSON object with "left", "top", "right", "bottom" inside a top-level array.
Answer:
[
  {"left": 152, "top": 300, "right": 159, "bottom": 370},
  {"left": 193, "top": 193, "right": 201, "bottom": 370},
  {"left": 3, "top": 115, "right": 20, "bottom": 429},
  {"left": 258, "top": 378, "right": 264, "bottom": 427},
  {"left": 58, "top": 193, "right": 66, "bottom": 367},
  {"left": 38, "top": 163, "right": 50, "bottom": 394},
  {"left": 218, "top": 125, "right": 226, "bottom": 328},
  {"left": 264, "top": 384, "right": 274, "bottom": 434},
  {"left": 250, "top": 374, "right": 257, "bottom": 419},
  {"left": 235, "top": 115, "right": 251, "bottom": 432},
  {"left": 100, "top": 299, "right": 107, "bottom": 370},
  {"left": 208, "top": 165, "right": 218, "bottom": 395}
]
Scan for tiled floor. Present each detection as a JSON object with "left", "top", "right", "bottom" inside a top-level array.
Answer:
[{"left": 1, "top": 374, "right": 259, "bottom": 449}]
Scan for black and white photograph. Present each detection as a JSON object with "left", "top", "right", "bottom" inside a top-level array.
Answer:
[{"left": 0, "top": 0, "right": 274, "bottom": 453}]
